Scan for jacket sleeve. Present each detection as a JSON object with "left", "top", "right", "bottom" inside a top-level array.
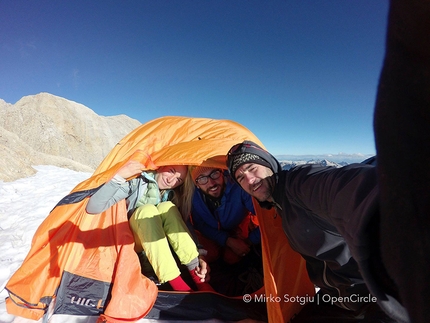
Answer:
[
  {"left": 248, "top": 226, "right": 261, "bottom": 245},
  {"left": 284, "top": 164, "right": 379, "bottom": 248},
  {"left": 86, "top": 175, "right": 135, "bottom": 214},
  {"left": 241, "top": 189, "right": 261, "bottom": 245},
  {"left": 242, "top": 188, "right": 256, "bottom": 214}
]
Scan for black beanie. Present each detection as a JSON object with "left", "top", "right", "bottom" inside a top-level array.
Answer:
[
  {"left": 227, "top": 141, "right": 280, "bottom": 179},
  {"left": 229, "top": 153, "right": 271, "bottom": 176}
]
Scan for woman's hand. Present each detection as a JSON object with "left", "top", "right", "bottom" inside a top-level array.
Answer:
[
  {"left": 117, "top": 161, "right": 145, "bottom": 179},
  {"left": 194, "top": 257, "right": 211, "bottom": 282}
]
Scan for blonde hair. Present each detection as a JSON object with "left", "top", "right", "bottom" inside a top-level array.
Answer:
[{"left": 171, "top": 165, "right": 195, "bottom": 221}]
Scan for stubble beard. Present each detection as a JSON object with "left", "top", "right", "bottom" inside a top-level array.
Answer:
[
  {"left": 252, "top": 177, "right": 274, "bottom": 202},
  {"left": 204, "top": 182, "right": 225, "bottom": 199}
]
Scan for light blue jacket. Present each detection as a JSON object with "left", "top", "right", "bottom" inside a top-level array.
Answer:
[{"left": 86, "top": 171, "right": 170, "bottom": 216}]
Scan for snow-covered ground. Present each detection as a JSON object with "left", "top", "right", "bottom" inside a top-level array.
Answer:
[{"left": 0, "top": 166, "right": 92, "bottom": 323}]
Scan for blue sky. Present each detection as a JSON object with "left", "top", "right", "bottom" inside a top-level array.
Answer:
[{"left": 0, "top": 0, "right": 389, "bottom": 157}]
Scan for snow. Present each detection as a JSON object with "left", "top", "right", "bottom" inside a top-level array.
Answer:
[{"left": 0, "top": 166, "right": 92, "bottom": 323}]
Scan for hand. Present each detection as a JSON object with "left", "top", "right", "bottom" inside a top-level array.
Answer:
[
  {"left": 117, "top": 161, "right": 145, "bottom": 179},
  {"left": 226, "top": 237, "right": 251, "bottom": 257},
  {"left": 194, "top": 257, "right": 211, "bottom": 283}
]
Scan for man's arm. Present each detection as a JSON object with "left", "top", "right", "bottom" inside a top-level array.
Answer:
[
  {"left": 285, "top": 164, "right": 379, "bottom": 241},
  {"left": 374, "top": 1, "right": 430, "bottom": 321}
]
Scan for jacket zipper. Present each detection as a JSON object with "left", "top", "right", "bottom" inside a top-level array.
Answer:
[{"left": 322, "top": 261, "right": 350, "bottom": 310}]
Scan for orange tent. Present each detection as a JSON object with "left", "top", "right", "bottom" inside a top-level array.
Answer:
[{"left": 5, "top": 116, "right": 314, "bottom": 322}]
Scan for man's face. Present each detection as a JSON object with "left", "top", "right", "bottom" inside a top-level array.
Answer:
[
  {"left": 195, "top": 168, "right": 225, "bottom": 198},
  {"left": 234, "top": 163, "right": 274, "bottom": 202}
]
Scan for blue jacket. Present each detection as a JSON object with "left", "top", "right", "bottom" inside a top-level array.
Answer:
[{"left": 191, "top": 175, "right": 260, "bottom": 247}]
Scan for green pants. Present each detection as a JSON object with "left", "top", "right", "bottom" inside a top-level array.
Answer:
[{"left": 129, "top": 201, "right": 199, "bottom": 283}]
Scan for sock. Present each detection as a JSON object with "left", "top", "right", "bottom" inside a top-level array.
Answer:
[{"left": 169, "top": 275, "right": 192, "bottom": 291}]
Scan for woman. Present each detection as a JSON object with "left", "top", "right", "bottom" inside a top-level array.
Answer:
[{"left": 86, "top": 160, "right": 212, "bottom": 292}]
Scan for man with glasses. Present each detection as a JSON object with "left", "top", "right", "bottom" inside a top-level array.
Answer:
[{"left": 190, "top": 166, "right": 260, "bottom": 266}]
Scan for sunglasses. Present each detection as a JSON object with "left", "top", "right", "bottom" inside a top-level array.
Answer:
[{"left": 195, "top": 169, "right": 222, "bottom": 185}]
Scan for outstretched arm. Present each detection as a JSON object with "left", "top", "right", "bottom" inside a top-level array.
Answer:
[{"left": 374, "top": 1, "right": 430, "bottom": 322}]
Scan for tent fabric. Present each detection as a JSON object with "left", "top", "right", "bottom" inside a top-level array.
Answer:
[
  {"left": 145, "top": 290, "right": 267, "bottom": 321},
  {"left": 254, "top": 202, "right": 316, "bottom": 321},
  {"left": 6, "top": 116, "right": 314, "bottom": 322}
]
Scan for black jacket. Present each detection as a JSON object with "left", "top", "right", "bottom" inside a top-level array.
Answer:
[{"left": 267, "top": 163, "right": 409, "bottom": 321}]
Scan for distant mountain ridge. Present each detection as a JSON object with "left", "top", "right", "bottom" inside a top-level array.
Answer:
[
  {"left": 278, "top": 155, "right": 377, "bottom": 170},
  {"left": 279, "top": 159, "right": 347, "bottom": 171},
  {"left": 275, "top": 153, "right": 374, "bottom": 164},
  {"left": 0, "top": 92, "right": 141, "bottom": 182}
]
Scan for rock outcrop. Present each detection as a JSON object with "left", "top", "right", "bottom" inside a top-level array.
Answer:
[{"left": 0, "top": 93, "right": 141, "bottom": 181}]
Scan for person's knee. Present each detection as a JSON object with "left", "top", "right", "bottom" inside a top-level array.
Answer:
[
  {"left": 157, "top": 201, "right": 177, "bottom": 213},
  {"left": 223, "top": 248, "right": 242, "bottom": 265},
  {"left": 132, "top": 204, "right": 159, "bottom": 220},
  {"left": 157, "top": 201, "right": 183, "bottom": 222},
  {"left": 130, "top": 204, "right": 160, "bottom": 232}
]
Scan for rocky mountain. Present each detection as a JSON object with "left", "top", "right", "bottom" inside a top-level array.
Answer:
[{"left": 0, "top": 93, "right": 141, "bottom": 182}]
